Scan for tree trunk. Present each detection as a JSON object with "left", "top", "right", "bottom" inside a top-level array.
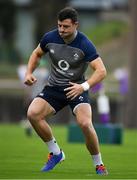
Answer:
[
  {"left": 126, "top": 0, "right": 137, "bottom": 128},
  {"left": 32, "top": 0, "right": 68, "bottom": 43}
]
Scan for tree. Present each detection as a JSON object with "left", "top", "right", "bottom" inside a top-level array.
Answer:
[
  {"left": 126, "top": 0, "right": 137, "bottom": 128},
  {"left": 32, "top": 0, "right": 68, "bottom": 43}
]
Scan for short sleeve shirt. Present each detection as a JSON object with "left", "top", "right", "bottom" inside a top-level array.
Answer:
[{"left": 40, "top": 29, "right": 99, "bottom": 86}]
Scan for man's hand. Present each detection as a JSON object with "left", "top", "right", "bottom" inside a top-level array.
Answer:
[
  {"left": 64, "top": 82, "right": 84, "bottom": 100},
  {"left": 24, "top": 74, "right": 37, "bottom": 86}
]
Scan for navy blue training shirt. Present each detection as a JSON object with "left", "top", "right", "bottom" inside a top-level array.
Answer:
[{"left": 40, "top": 29, "right": 99, "bottom": 86}]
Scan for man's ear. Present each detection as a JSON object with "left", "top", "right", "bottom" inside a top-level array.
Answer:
[{"left": 75, "top": 21, "right": 79, "bottom": 28}]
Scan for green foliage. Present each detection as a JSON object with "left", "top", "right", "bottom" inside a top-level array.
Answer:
[
  {"left": 0, "top": 124, "right": 137, "bottom": 179},
  {"left": 85, "top": 20, "right": 129, "bottom": 45}
]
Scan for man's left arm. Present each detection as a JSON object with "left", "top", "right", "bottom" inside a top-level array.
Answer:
[
  {"left": 86, "top": 57, "right": 107, "bottom": 88},
  {"left": 65, "top": 57, "right": 107, "bottom": 99}
]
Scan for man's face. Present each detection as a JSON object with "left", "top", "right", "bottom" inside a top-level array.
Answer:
[{"left": 58, "top": 19, "right": 78, "bottom": 39}]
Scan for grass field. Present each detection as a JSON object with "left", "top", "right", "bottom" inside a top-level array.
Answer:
[{"left": 0, "top": 124, "right": 137, "bottom": 179}]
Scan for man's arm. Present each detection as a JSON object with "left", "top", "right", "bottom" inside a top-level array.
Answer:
[
  {"left": 65, "top": 57, "right": 107, "bottom": 99},
  {"left": 24, "top": 44, "right": 45, "bottom": 86},
  {"left": 86, "top": 57, "right": 107, "bottom": 88}
]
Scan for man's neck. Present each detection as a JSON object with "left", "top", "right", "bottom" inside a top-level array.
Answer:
[{"left": 63, "top": 30, "right": 77, "bottom": 44}]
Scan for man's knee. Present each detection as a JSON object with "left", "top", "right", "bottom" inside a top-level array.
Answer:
[
  {"left": 77, "top": 118, "right": 92, "bottom": 129},
  {"left": 27, "top": 107, "right": 40, "bottom": 123}
]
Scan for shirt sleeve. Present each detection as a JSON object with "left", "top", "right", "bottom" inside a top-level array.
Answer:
[
  {"left": 82, "top": 38, "right": 99, "bottom": 62},
  {"left": 39, "top": 33, "right": 49, "bottom": 53}
]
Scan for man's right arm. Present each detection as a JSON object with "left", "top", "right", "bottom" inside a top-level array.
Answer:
[{"left": 24, "top": 44, "right": 45, "bottom": 86}]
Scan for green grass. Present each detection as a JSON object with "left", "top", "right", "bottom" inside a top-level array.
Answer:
[{"left": 0, "top": 124, "right": 137, "bottom": 179}]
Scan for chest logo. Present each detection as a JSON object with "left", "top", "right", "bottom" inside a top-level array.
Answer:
[
  {"left": 50, "top": 49, "right": 55, "bottom": 54},
  {"left": 58, "top": 60, "right": 70, "bottom": 71},
  {"left": 74, "top": 53, "right": 79, "bottom": 60}
]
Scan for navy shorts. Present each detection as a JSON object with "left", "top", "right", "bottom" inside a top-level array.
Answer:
[{"left": 37, "top": 85, "right": 90, "bottom": 114}]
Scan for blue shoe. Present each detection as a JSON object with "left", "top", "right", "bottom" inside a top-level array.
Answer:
[
  {"left": 96, "top": 164, "right": 108, "bottom": 175},
  {"left": 41, "top": 150, "right": 65, "bottom": 172}
]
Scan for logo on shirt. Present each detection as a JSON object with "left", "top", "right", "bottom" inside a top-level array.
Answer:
[
  {"left": 58, "top": 60, "right": 70, "bottom": 71},
  {"left": 74, "top": 53, "right": 79, "bottom": 60},
  {"left": 50, "top": 49, "right": 55, "bottom": 54}
]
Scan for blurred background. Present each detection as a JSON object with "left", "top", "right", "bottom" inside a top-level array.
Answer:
[
  {"left": 0, "top": 0, "right": 137, "bottom": 129},
  {"left": 0, "top": 0, "right": 137, "bottom": 179}
]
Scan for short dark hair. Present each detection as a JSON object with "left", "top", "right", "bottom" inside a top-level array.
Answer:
[{"left": 57, "top": 7, "right": 78, "bottom": 23}]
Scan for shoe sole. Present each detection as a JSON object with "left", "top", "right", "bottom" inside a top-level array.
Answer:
[{"left": 60, "top": 151, "right": 65, "bottom": 163}]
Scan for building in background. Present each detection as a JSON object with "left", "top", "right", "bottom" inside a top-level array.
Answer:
[{"left": 14, "top": 0, "right": 35, "bottom": 59}]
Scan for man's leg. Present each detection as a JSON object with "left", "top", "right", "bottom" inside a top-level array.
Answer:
[
  {"left": 27, "top": 97, "right": 65, "bottom": 171},
  {"left": 27, "top": 97, "right": 54, "bottom": 142},
  {"left": 75, "top": 104, "right": 100, "bottom": 154},
  {"left": 74, "top": 103, "right": 108, "bottom": 175}
]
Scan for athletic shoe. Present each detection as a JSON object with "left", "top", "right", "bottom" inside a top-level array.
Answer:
[
  {"left": 41, "top": 150, "right": 65, "bottom": 172},
  {"left": 96, "top": 164, "right": 108, "bottom": 175}
]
